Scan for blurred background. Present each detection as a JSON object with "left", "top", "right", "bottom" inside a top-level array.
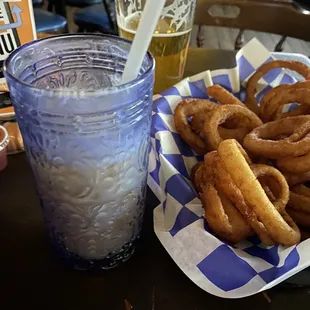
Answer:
[{"left": 35, "top": 0, "right": 310, "bottom": 55}]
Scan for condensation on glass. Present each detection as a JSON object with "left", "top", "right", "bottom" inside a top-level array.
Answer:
[{"left": 4, "top": 34, "right": 155, "bottom": 271}]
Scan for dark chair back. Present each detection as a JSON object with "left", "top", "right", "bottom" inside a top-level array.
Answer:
[
  {"left": 195, "top": 0, "right": 310, "bottom": 50},
  {"left": 32, "top": 0, "right": 44, "bottom": 7}
]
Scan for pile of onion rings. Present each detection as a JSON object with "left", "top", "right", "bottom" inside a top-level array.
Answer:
[
  {"left": 196, "top": 140, "right": 300, "bottom": 245},
  {"left": 173, "top": 59, "right": 310, "bottom": 245},
  {"left": 174, "top": 90, "right": 262, "bottom": 154}
]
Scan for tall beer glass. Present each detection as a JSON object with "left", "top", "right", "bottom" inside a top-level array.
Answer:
[{"left": 116, "top": 0, "right": 196, "bottom": 94}]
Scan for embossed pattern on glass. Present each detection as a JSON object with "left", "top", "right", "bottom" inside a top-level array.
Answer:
[{"left": 4, "top": 34, "right": 154, "bottom": 270}]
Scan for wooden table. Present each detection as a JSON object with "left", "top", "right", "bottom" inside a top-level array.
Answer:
[{"left": 1, "top": 49, "right": 310, "bottom": 309}]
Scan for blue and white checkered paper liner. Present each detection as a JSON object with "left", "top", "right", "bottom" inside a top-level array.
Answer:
[{"left": 148, "top": 38, "right": 310, "bottom": 298}]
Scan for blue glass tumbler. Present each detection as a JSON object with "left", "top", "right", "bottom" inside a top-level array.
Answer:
[{"left": 3, "top": 34, "right": 155, "bottom": 270}]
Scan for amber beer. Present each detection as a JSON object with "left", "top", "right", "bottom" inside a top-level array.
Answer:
[{"left": 118, "top": 15, "right": 191, "bottom": 94}]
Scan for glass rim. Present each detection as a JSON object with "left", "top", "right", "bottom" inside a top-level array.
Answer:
[{"left": 3, "top": 33, "right": 155, "bottom": 97}]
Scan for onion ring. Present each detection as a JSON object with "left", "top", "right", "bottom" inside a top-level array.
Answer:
[
  {"left": 252, "top": 165, "right": 289, "bottom": 212},
  {"left": 218, "top": 139, "right": 300, "bottom": 246},
  {"left": 288, "top": 185, "right": 310, "bottom": 215},
  {"left": 207, "top": 85, "right": 243, "bottom": 106},
  {"left": 219, "top": 127, "right": 249, "bottom": 143},
  {"left": 213, "top": 161, "right": 289, "bottom": 244},
  {"left": 202, "top": 105, "right": 263, "bottom": 151},
  {"left": 208, "top": 149, "right": 275, "bottom": 245},
  {"left": 287, "top": 205, "right": 310, "bottom": 228},
  {"left": 174, "top": 99, "right": 215, "bottom": 154},
  {"left": 191, "top": 111, "right": 249, "bottom": 144},
  {"left": 260, "top": 88, "right": 310, "bottom": 122},
  {"left": 190, "top": 111, "right": 210, "bottom": 135},
  {"left": 259, "top": 173, "right": 289, "bottom": 207},
  {"left": 202, "top": 151, "right": 253, "bottom": 243},
  {"left": 204, "top": 150, "right": 217, "bottom": 178},
  {"left": 287, "top": 209, "right": 310, "bottom": 229},
  {"left": 277, "top": 152, "right": 310, "bottom": 174},
  {"left": 245, "top": 60, "right": 310, "bottom": 115},
  {"left": 260, "top": 81, "right": 310, "bottom": 122},
  {"left": 260, "top": 176, "right": 277, "bottom": 202},
  {"left": 191, "top": 162, "right": 205, "bottom": 193},
  {"left": 288, "top": 184, "right": 310, "bottom": 231},
  {"left": 284, "top": 171, "right": 310, "bottom": 186},
  {"left": 260, "top": 84, "right": 287, "bottom": 119},
  {"left": 244, "top": 116, "right": 310, "bottom": 159},
  {"left": 291, "top": 184, "right": 310, "bottom": 197},
  {"left": 190, "top": 105, "right": 217, "bottom": 135},
  {"left": 202, "top": 183, "right": 253, "bottom": 244}
]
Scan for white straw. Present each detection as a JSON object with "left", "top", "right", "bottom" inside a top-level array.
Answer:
[{"left": 121, "top": 0, "right": 166, "bottom": 84}]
